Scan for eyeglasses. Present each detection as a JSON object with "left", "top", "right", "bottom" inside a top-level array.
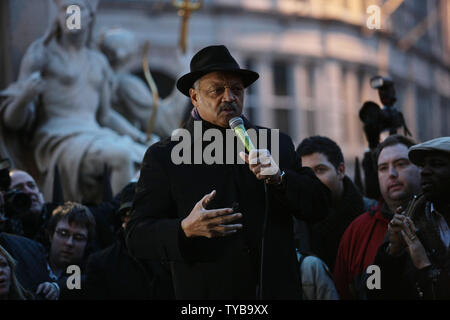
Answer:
[
  {"left": 201, "top": 85, "right": 244, "bottom": 98},
  {"left": 54, "top": 228, "right": 88, "bottom": 242}
]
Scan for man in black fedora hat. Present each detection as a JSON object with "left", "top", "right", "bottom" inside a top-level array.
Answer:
[{"left": 126, "top": 45, "right": 331, "bottom": 299}]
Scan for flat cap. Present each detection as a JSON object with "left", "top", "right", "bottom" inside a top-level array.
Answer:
[{"left": 408, "top": 136, "right": 450, "bottom": 166}]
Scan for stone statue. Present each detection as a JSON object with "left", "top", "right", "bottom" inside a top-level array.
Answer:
[
  {"left": 98, "top": 28, "right": 190, "bottom": 138},
  {"left": 0, "top": 0, "right": 157, "bottom": 203}
]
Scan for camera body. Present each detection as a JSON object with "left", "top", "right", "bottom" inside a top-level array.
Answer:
[
  {"left": 359, "top": 76, "right": 409, "bottom": 148},
  {"left": 0, "top": 158, "right": 32, "bottom": 218}
]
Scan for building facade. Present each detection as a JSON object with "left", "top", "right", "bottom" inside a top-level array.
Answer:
[{"left": 2, "top": 0, "right": 450, "bottom": 177}]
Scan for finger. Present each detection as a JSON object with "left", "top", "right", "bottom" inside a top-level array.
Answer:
[
  {"left": 211, "top": 227, "right": 241, "bottom": 238},
  {"left": 252, "top": 164, "right": 262, "bottom": 175},
  {"left": 36, "top": 284, "right": 44, "bottom": 294},
  {"left": 200, "top": 190, "right": 216, "bottom": 208},
  {"left": 209, "top": 212, "right": 243, "bottom": 225},
  {"left": 256, "top": 173, "right": 266, "bottom": 180},
  {"left": 214, "top": 223, "right": 243, "bottom": 233},
  {"left": 389, "top": 225, "right": 404, "bottom": 233},
  {"left": 43, "top": 284, "right": 51, "bottom": 295},
  {"left": 248, "top": 150, "right": 259, "bottom": 165},
  {"left": 405, "top": 217, "right": 417, "bottom": 234},
  {"left": 393, "top": 214, "right": 406, "bottom": 220},
  {"left": 203, "top": 208, "right": 234, "bottom": 219},
  {"left": 389, "top": 215, "right": 405, "bottom": 226},
  {"left": 258, "top": 152, "right": 272, "bottom": 166},
  {"left": 252, "top": 163, "right": 272, "bottom": 175},
  {"left": 400, "top": 230, "right": 412, "bottom": 246},
  {"left": 399, "top": 222, "right": 416, "bottom": 241},
  {"left": 395, "top": 206, "right": 404, "bottom": 214},
  {"left": 239, "top": 152, "right": 249, "bottom": 164}
]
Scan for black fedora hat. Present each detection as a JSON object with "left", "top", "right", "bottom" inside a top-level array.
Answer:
[{"left": 176, "top": 45, "right": 259, "bottom": 97}]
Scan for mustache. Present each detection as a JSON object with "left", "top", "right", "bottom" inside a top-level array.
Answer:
[{"left": 218, "top": 102, "right": 237, "bottom": 113}]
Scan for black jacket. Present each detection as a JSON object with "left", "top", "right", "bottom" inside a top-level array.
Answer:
[
  {"left": 369, "top": 196, "right": 450, "bottom": 300},
  {"left": 85, "top": 230, "right": 173, "bottom": 300},
  {"left": 126, "top": 116, "right": 331, "bottom": 299},
  {"left": 0, "top": 232, "right": 51, "bottom": 292},
  {"left": 296, "top": 176, "right": 365, "bottom": 271}
]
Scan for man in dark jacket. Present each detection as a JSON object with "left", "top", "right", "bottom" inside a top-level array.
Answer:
[
  {"left": 370, "top": 136, "right": 450, "bottom": 299},
  {"left": 85, "top": 182, "right": 174, "bottom": 300},
  {"left": 295, "top": 136, "right": 367, "bottom": 271},
  {"left": 125, "top": 45, "right": 331, "bottom": 300}
]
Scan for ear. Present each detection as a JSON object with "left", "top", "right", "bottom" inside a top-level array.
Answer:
[
  {"left": 337, "top": 162, "right": 345, "bottom": 180},
  {"left": 189, "top": 88, "right": 199, "bottom": 108}
]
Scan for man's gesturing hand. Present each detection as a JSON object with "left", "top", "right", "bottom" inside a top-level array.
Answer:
[{"left": 181, "top": 190, "right": 243, "bottom": 238}]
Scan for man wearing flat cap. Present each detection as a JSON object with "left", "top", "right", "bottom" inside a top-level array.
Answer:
[
  {"left": 370, "top": 136, "right": 450, "bottom": 299},
  {"left": 125, "top": 45, "right": 331, "bottom": 299}
]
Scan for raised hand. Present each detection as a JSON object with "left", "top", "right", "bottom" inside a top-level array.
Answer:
[
  {"left": 36, "top": 282, "right": 59, "bottom": 300},
  {"left": 400, "top": 217, "right": 431, "bottom": 269},
  {"left": 22, "top": 72, "right": 46, "bottom": 101},
  {"left": 387, "top": 208, "right": 408, "bottom": 255},
  {"left": 181, "top": 190, "right": 243, "bottom": 238}
]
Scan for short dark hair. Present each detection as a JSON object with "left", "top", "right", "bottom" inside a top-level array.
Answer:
[
  {"left": 47, "top": 202, "right": 96, "bottom": 241},
  {"left": 374, "top": 134, "right": 417, "bottom": 165},
  {"left": 296, "top": 136, "right": 344, "bottom": 170}
]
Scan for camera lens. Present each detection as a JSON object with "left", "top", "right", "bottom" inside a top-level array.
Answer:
[{"left": 4, "top": 189, "right": 32, "bottom": 218}]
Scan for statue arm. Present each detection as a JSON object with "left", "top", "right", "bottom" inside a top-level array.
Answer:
[
  {"left": 97, "top": 74, "right": 147, "bottom": 144},
  {"left": 117, "top": 75, "right": 154, "bottom": 110},
  {"left": 102, "top": 109, "right": 147, "bottom": 143},
  {"left": 2, "top": 41, "right": 47, "bottom": 130}
]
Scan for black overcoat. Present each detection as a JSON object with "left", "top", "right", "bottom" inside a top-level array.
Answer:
[{"left": 126, "top": 116, "right": 330, "bottom": 299}]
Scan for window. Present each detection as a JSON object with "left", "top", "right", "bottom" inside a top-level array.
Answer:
[
  {"left": 303, "top": 62, "right": 316, "bottom": 137},
  {"left": 244, "top": 58, "right": 257, "bottom": 123},
  {"left": 274, "top": 109, "right": 291, "bottom": 135},
  {"left": 272, "top": 59, "right": 294, "bottom": 136},
  {"left": 273, "top": 60, "right": 289, "bottom": 96},
  {"left": 416, "top": 87, "right": 433, "bottom": 141},
  {"left": 305, "top": 109, "right": 316, "bottom": 136}
]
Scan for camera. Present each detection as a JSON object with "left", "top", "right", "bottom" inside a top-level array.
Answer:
[
  {"left": 0, "top": 158, "right": 32, "bottom": 218},
  {"left": 0, "top": 159, "right": 11, "bottom": 192},
  {"left": 359, "top": 76, "right": 411, "bottom": 147}
]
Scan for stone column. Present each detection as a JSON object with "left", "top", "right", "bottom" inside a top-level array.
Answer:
[
  {"left": 255, "top": 56, "right": 275, "bottom": 129},
  {"left": 292, "top": 61, "right": 308, "bottom": 143},
  {"left": 318, "top": 60, "right": 344, "bottom": 141},
  {"left": 344, "top": 66, "right": 361, "bottom": 156}
]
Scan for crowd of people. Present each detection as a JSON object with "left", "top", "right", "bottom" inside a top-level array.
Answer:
[{"left": 0, "top": 45, "right": 449, "bottom": 300}]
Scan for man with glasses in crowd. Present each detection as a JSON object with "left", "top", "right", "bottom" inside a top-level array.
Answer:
[{"left": 46, "top": 202, "right": 96, "bottom": 299}]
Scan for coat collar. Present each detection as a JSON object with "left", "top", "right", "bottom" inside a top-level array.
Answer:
[{"left": 184, "top": 108, "right": 256, "bottom": 138}]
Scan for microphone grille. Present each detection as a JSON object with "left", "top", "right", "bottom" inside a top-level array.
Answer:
[{"left": 229, "top": 117, "right": 244, "bottom": 130}]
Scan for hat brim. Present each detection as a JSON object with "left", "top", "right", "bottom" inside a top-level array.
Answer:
[
  {"left": 176, "top": 69, "right": 259, "bottom": 97},
  {"left": 409, "top": 147, "right": 450, "bottom": 166},
  {"left": 408, "top": 149, "right": 427, "bottom": 166}
]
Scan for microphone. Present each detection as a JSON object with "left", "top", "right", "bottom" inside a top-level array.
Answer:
[{"left": 229, "top": 117, "right": 255, "bottom": 152}]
